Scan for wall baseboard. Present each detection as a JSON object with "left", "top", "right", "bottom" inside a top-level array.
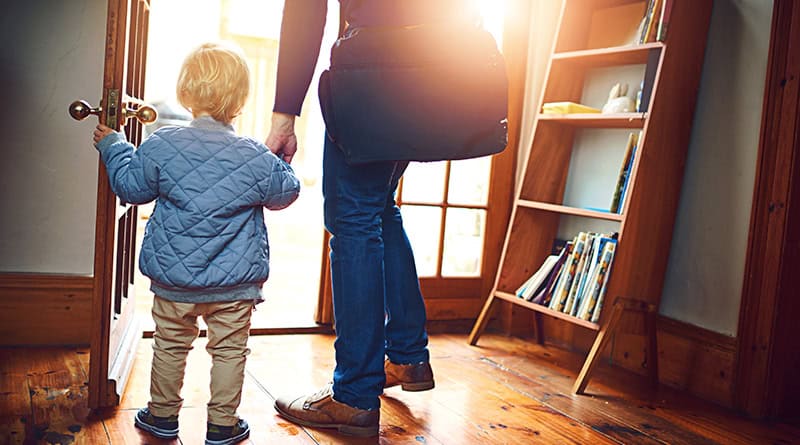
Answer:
[
  {"left": 0, "top": 273, "right": 93, "bottom": 346},
  {"left": 611, "top": 316, "right": 736, "bottom": 407}
]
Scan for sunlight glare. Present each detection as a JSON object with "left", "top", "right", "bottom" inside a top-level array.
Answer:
[{"left": 471, "top": 0, "right": 507, "bottom": 46}]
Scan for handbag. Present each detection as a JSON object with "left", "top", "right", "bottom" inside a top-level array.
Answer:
[{"left": 318, "top": 22, "right": 509, "bottom": 164}]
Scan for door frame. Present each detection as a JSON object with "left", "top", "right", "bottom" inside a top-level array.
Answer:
[{"left": 734, "top": 0, "right": 800, "bottom": 420}]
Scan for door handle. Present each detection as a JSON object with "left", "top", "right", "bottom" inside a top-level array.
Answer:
[
  {"left": 68, "top": 100, "right": 102, "bottom": 121},
  {"left": 121, "top": 103, "right": 158, "bottom": 125},
  {"left": 69, "top": 99, "right": 158, "bottom": 125}
]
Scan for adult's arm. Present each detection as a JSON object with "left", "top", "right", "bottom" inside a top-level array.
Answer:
[{"left": 267, "top": 0, "right": 327, "bottom": 164}]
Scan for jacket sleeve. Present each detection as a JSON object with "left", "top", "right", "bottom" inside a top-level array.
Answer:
[
  {"left": 256, "top": 152, "right": 301, "bottom": 210},
  {"left": 95, "top": 132, "right": 159, "bottom": 204},
  {"left": 273, "top": 0, "right": 327, "bottom": 116}
]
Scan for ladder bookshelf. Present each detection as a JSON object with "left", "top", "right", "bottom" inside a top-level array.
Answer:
[{"left": 468, "top": 0, "right": 712, "bottom": 394}]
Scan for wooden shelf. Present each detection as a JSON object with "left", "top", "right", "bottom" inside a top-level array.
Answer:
[
  {"left": 537, "top": 113, "right": 646, "bottom": 128},
  {"left": 517, "top": 200, "right": 624, "bottom": 221},
  {"left": 494, "top": 291, "right": 600, "bottom": 331},
  {"left": 552, "top": 42, "right": 664, "bottom": 67},
  {"left": 469, "top": 0, "right": 713, "bottom": 396}
]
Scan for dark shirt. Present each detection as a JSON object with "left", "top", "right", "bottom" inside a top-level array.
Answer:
[{"left": 273, "top": 0, "right": 473, "bottom": 116}]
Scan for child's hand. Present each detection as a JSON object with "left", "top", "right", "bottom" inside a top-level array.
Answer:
[{"left": 93, "top": 124, "right": 117, "bottom": 144}]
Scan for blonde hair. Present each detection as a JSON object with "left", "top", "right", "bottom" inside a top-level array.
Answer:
[{"left": 176, "top": 42, "right": 250, "bottom": 124}]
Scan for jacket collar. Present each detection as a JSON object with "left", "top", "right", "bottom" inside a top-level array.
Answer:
[{"left": 189, "top": 115, "right": 235, "bottom": 134}]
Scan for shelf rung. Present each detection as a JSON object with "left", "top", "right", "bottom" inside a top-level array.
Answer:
[
  {"left": 537, "top": 113, "right": 646, "bottom": 129},
  {"left": 552, "top": 42, "right": 664, "bottom": 66},
  {"left": 516, "top": 200, "right": 624, "bottom": 222},
  {"left": 495, "top": 291, "right": 601, "bottom": 331}
]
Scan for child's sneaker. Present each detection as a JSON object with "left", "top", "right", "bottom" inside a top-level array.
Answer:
[
  {"left": 205, "top": 418, "right": 250, "bottom": 445},
  {"left": 134, "top": 407, "right": 179, "bottom": 439}
]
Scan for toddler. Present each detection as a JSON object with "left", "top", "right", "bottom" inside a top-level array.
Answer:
[{"left": 92, "top": 42, "right": 300, "bottom": 445}]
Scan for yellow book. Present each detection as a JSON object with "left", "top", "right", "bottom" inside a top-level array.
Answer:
[{"left": 542, "top": 102, "right": 601, "bottom": 114}]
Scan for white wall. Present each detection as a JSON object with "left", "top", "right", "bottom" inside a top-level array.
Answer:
[
  {"left": 660, "top": 0, "right": 773, "bottom": 336},
  {"left": 0, "top": 0, "right": 106, "bottom": 274}
]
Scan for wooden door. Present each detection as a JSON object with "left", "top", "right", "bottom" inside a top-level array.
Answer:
[{"left": 86, "top": 0, "right": 151, "bottom": 409}]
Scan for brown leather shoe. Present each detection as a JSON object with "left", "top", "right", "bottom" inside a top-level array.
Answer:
[
  {"left": 273, "top": 385, "right": 379, "bottom": 437},
  {"left": 384, "top": 359, "right": 435, "bottom": 391}
]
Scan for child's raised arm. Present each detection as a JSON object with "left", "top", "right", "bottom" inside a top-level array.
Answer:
[{"left": 94, "top": 124, "right": 159, "bottom": 204}]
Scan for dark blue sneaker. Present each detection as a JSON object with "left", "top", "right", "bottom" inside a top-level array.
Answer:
[
  {"left": 205, "top": 418, "right": 250, "bottom": 445},
  {"left": 134, "top": 407, "right": 179, "bottom": 439}
]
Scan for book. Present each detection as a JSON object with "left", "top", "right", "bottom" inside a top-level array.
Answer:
[
  {"left": 551, "top": 232, "right": 587, "bottom": 312},
  {"left": 616, "top": 131, "right": 643, "bottom": 211},
  {"left": 656, "top": 0, "right": 674, "bottom": 42},
  {"left": 643, "top": 0, "right": 663, "bottom": 43},
  {"left": 586, "top": 1, "right": 648, "bottom": 49},
  {"left": 638, "top": 49, "right": 661, "bottom": 112},
  {"left": 535, "top": 241, "right": 573, "bottom": 306},
  {"left": 564, "top": 233, "right": 596, "bottom": 315},
  {"left": 578, "top": 238, "right": 617, "bottom": 320},
  {"left": 637, "top": 0, "right": 657, "bottom": 44},
  {"left": 590, "top": 241, "right": 618, "bottom": 324},
  {"left": 573, "top": 234, "right": 613, "bottom": 316},
  {"left": 518, "top": 254, "right": 561, "bottom": 301},
  {"left": 530, "top": 244, "right": 571, "bottom": 304},
  {"left": 542, "top": 102, "right": 601, "bottom": 114},
  {"left": 610, "top": 132, "right": 640, "bottom": 213}
]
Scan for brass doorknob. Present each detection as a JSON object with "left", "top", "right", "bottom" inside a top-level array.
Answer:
[
  {"left": 122, "top": 104, "right": 158, "bottom": 125},
  {"left": 68, "top": 100, "right": 102, "bottom": 121}
]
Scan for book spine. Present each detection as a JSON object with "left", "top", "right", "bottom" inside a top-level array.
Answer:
[
  {"left": 591, "top": 242, "right": 617, "bottom": 324},
  {"left": 638, "top": 0, "right": 657, "bottom": 44},
  {"left": 553, "top": 233, "right": 586, "bottom": 312},
  {"left": 581, "top": 240, "right": 615, "bottom": 320}
]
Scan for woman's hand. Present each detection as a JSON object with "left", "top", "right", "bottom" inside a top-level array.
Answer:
[{"left": 93, "top": 124, "right": 116, "bottom": 145}]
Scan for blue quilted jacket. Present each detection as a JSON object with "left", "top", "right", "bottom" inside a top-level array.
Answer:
[{"left": 95, "top": 116, "right": 301, "bottom": 303}]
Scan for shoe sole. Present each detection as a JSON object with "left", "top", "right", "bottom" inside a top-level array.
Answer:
[
  {"left": 273, "top": 402, "right": 379, "bottom": 437},
  {"left": 384, "top": 381, "right": 435, "bottom": 392},
  {"left": 205, "top": 428, "right": 250, "bottom": 445},
  {"left": 400, "top": 381, "right": 435, "bottom": 392},
  {"left": 134, "top": 417, "right": 179, "bottom": 440}
]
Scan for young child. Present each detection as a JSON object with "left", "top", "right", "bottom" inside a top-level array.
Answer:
[{"left": 92, "top": 42, "right": 301, "bottom": 444}]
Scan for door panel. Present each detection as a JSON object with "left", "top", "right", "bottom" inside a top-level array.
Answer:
[{"left": 86, "top": 0, "right": 151, "bottom": 409}]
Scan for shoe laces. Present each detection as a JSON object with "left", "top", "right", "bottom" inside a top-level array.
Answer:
[{"left": 304, "top": 383, "right": 333, "bottom": 408}]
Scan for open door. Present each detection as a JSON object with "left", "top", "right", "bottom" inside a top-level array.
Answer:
[{"left": 69, "top": 0, "right": 153, "bottom": 409}]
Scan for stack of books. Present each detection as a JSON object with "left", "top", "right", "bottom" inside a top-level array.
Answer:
[{"left": 515, "top": 231, "right": 618, "bottom": 323}]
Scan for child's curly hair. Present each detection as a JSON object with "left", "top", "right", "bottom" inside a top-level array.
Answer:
[{"left": 177, "top": 42, "right": 250, "bottom": 125}]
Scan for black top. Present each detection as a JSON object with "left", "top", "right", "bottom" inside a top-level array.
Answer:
[{"left": 273, "top": 0, "right": 474, "bottom": 116}]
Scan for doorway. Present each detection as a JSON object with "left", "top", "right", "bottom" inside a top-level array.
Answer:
[
  {"left": 133, "top": 0, "right": 513, "bottom": 332},
  {"left": 134, "top": 0, "right": 340, "bottom": 331}
]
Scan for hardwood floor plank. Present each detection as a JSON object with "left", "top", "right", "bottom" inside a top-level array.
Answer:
[
  {"left": 25, "top": 348, "right": 108, "bottom": 444},
  {"left": 0, "top": 350, "right": 31, "bottom": 444}
]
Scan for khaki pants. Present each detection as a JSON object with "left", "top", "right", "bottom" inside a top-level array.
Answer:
[{"left": 147, "top": 295, "right": 253, "bottom": 426}]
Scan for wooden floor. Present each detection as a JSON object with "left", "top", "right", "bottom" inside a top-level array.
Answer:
[{"left": 1, "top": 333, "right": 799, "bottom": 444}]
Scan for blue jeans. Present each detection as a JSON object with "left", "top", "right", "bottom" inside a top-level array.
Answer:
[{"left": 322, "top": 137, "right": 430, "bottom": 410}]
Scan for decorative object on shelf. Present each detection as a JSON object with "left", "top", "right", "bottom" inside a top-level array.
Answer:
[
  {"left": 601, "top": 83, "right": 635, "bottom": 113},
  {"left": 542, "top": 102, "right": 601, "bottom": 114}
]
